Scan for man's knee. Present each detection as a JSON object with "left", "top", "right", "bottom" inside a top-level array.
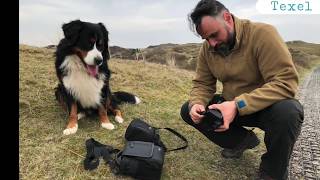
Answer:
[
  {"left": 180, "top": 101, "right": 192, "bottom": 124},
  {"left": 268, "top": 99, "right": 304, "bottom": 133},
  {"left": 271, "top": 99, "right": 303, "bottom": 120}
]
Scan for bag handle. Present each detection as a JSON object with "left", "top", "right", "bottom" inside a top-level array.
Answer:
[{"left": 156, "top": 127, "right": 188, "bottom": 152}]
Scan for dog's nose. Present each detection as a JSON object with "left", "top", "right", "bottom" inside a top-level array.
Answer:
[{"left": 94, "top": 58, "right": 103, "bottom": 66}]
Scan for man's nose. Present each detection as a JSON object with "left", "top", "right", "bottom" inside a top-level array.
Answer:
[{"left": 208, "top": 39, "right": 218, "bottom": 47}]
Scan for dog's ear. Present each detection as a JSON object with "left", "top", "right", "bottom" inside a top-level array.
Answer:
[
  {"left": 62, "top": 20, "right": 83, "bottom": 44},
  {"left": 98, "top": 23, "right": 110, "bottom": 60}
]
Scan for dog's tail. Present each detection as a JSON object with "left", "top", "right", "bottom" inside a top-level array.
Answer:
[{"left": 112, "top": 91, "right": 141, "bottom": 105}]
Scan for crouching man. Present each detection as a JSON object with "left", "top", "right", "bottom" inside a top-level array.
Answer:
[{"left": 180, "top": 0, "right": 304, "bottom": 179}]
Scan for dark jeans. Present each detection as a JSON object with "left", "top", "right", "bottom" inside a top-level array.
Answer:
[{"left": 180, "top": 96, "right": 304, "bottom": 180}]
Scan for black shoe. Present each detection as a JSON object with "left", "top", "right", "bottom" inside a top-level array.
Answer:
[
  {"left": 221, "top": 130, "right": 260, "bottom": 158},
  {"left": 255, "top": 167, "right": 275, "bottom": 180}
]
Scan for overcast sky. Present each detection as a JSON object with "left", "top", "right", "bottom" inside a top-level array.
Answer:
[{"left": 19, "top": 0, "right": 320, "bottom": 48}]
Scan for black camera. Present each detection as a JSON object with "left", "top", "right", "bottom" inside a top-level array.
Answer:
[{"left": 200, "top": 109, "right": 223, "bottom": 131}]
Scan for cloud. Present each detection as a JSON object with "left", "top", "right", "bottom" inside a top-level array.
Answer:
[
  {"left": 105, "top": 16, "right": 185, "bottom": 32},
  {"left": 19, "top": 0, "right": 320, "bottom": 48}
]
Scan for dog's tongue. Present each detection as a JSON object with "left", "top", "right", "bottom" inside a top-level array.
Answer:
[{"left": 86, "top": 65, "right": 98, "bottom": 77}]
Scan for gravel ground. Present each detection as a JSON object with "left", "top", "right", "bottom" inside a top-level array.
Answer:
[{"left": 289, "top": 67, "right": 320, "bottom": 180}]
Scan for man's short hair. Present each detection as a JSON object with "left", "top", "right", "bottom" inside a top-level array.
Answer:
[{"left": 188, "top": 0, "right": 229, "bottom": 35}]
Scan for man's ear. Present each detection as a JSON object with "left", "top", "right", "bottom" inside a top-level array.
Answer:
[
  {"left": 98, "top": 22, "right": 110, "bottom": 60},
  {"left": 62, "top": 20, "right": 83, "bottom": 44},
  {"left": 222, "top": 11, "right": 233, "bottom": 25}
]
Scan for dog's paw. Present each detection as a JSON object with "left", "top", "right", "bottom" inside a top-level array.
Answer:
[
  {"left": 101, "top": 122, "right": 115, "bottom": 130},
  {"left": 115, "top": 116, "right": 124, "bottom": 123},
  {"left": 63, "top": 124, "right": 78, "bottom": 135}
]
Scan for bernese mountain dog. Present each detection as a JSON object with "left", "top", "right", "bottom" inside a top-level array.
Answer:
[{"left": 54, "top": 20, "right": 141, "bottom": 135}]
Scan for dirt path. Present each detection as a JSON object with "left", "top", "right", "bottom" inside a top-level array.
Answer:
[{"left": 289, "top": 67, "right": 320, "bottom": 179}]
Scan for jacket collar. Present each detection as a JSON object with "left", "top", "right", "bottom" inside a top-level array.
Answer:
[{"left": 232, "top": 14, "right": 243, "bottom": 51}]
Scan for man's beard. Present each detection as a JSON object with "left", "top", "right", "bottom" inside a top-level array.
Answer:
[{"left": 212, "top": 29, "right": 235, "bottom": 57}]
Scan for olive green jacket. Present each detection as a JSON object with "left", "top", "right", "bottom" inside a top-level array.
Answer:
[{"left": 189, "top": 16, "right": 299, "bottom": 116}]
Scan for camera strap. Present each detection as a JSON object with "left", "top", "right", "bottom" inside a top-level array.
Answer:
[{"left": 155, "top": 127, "right": 188, "bottom": 152}]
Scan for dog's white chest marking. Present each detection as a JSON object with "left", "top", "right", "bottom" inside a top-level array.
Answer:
[{"left": 60, "top": 55, "right": 105, "bottom": 108}]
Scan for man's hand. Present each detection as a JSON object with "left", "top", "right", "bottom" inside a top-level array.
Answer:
[
  {"left": 189, "top": 104, "right": 205, "bottom": 124},
  {"left": 208, "top": 100, "right": 237, "bottom": 132}
]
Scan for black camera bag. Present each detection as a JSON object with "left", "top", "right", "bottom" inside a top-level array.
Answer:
[
  {"left": 115, "top": 141, "right": 165, "bottom": 180},
  {"left": 83, "top": 118, "right": 188, "bottom": 180},
  {"left": 124, "top": 118, "right": 166, "bottom": 150},
  {"left": 115, "top": 118, "right": 188, "bottom": 180}
]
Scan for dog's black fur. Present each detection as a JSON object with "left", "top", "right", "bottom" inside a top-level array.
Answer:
[{"left": 54, "top": 20, "right": 140, "bottom": 134}]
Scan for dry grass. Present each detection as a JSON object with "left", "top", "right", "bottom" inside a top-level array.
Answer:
[
  {"left": 139, "top": 41, "right": 320, "bottom": 76},
  {"left": 142, "top": 43, "right": 200, "bottom": 70},
  {"left": 20, "top": 43, "right": 317, "bottom": 180}
]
